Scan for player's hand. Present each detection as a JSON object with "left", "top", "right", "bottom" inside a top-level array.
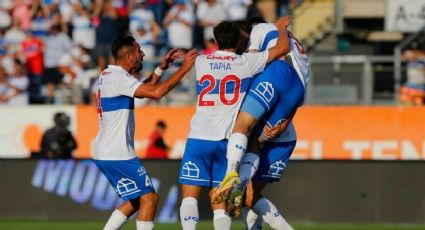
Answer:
[
  {"left": 262, "top": 119, "right": 291, "bottom": 139},
  {"left": 181, "top": 49, "right": 199, "bottom": 72},
  {"left": 158, "top": 48, "right": 181, "bottom": 70},
  {"left": 275, "top": 16, "right": 294, "bottom": 29},
  {"left": 262, "top": 125, "right": 277, "bottom": 140}
]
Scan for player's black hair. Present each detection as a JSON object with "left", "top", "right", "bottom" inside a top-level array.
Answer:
[
  {"left": 111, "top": 36, "right": 136, "bottom": 59},
  {"left": 248, "top": 16, "right": 266, "bottom": 26},
  {"left": 213, "top": 21, "right": 240, "bottom": 50},
  {"left": 234, "top": 20, "right": 251, "bottom": 35}
]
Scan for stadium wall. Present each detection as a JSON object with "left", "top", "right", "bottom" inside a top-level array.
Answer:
[
  {"left": 1, "top": 159, "right": 424, "bottom": 223},
  {"left": 1, "top": 105, "right": 425, "bottom": 160}
]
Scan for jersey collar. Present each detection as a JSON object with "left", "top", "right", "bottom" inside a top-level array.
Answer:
[{"left": 214, "top": 50, "right": 236, "bottom": 56}]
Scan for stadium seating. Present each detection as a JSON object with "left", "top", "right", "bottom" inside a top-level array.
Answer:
[{"left": 292, "top": 0, "right": 335, "bottom": 49}]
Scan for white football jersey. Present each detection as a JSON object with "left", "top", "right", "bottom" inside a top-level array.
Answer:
[
  {"left": 188, "top": 50, "right": 269, "bottom": 140},
  {"left": 93, "top": 65, "right": 142, "bottom": 160},
  {"left": 249, "top": 23, "right": 311, "bottom": 143},
  {"left": 249, "top": 23, "right": 310, "bottom": 87}
]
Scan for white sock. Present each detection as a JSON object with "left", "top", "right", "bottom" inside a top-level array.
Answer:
[
  {"left": 213, "top": 209, "right": 231, "bottom": 230},
  {"left": 242, "top": 207, "right": 263, "bottom": 230},
  {"left": 252, "top": 197, "right": 293, "bottom": 230},
  {"left": 238, "top": 152, "right": 260, "bottom": 191},
  {"left": 103, "top": 209, "right": 128, "bottom": 230},
  {"left": 136, "top": 221, "right": 154, "bottom": 230},
  {"left": 180, "top": 197, "right": 199, "bottom": 230},
  {"left": 226, "top": 132, "right": 248, "bottom": 174}
]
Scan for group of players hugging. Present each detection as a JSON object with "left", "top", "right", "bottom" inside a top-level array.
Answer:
[{"left": 93, "top": 14, "right": 309, "bottom": 230}]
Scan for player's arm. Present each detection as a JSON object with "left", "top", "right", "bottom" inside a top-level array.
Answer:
[
  {"left": 143, "top": 49, "right": 181, "bottom": 85},
  {"left": 261, "top": 119, "right": 291, "bottom": 141},
  {"left": 265, "top": 16, "right": 293, "bottom": 63},
  {"left": 134, "top": 49, "right": 198, "bottom": 99},
  {"left": 260, "top": 110, "right": 296, "bottom": 142}
]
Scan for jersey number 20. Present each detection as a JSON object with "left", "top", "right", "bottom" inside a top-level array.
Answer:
[{"left": 198, "top": 74, "right": 241, "bottom": 106}]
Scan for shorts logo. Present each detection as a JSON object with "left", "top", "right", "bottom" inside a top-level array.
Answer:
[
  {"left": 116, "top": 178, "right": 141, "bottom": 197},
  {"left": 268, "top": 160, "right": 286, "bottom": 177},
  {"left": 254, "top": 82, "right": 274, "bottom": 103},
  {"left": 138, "top": 166, "right": 147, "bottom": 176},
  {"left": 181, "top": 161, "right": 200, "bottom": 178}
]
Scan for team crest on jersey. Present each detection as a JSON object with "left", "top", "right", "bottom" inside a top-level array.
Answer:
[
  {"left": 181, "top": 161, "right": 200, "bottom": 178},
  {"left": 254, "top": 81, "right": 274, "bottom": 103},
  {"left": 116, "top": 178, "right": 141, "bottom": 197},
  {"left": 268, "top": 160, "right": 286, "bottom": 177}
]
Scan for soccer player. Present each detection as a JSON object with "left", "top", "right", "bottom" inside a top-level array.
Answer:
[
  {"left": 214, "top": 18, "right": 310, "bottom": 229},
  {"left": 177, "top": 17, "right": 292, "bottom": 230},
  {"left": 93, "top": 36, "right": 198, "bottom": 230}
]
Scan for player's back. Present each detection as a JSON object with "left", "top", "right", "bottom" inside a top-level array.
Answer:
[
  {"left": 188, "top": 50, "right": 268, "bottom": 141},
  {"left": 93, "top": 65, "right": 139, "bottom": 160},
  {"left": 249, "top": 23, "right": 310, "bottom": 87}
]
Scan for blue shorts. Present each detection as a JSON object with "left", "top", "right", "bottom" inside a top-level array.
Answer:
[
  {"left": 178, "top": 138, "right": 227, "bottom": 188},
  {"left": 252, "top": 140, "right": 296, "bottom": 183},
  {"left": 94, "top": 157, "right": 155, "bottom": 201},
  {"left": 241, "top": 60, "right": 304, "bottom": 127}
]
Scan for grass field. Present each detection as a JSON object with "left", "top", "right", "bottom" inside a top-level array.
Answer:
[{"left": 1, "top": 220, "right": 425, "bottom": 230}]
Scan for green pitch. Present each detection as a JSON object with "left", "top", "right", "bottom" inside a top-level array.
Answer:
[{"left": 1, "top": 220, "right": 425, "bottom": 230}]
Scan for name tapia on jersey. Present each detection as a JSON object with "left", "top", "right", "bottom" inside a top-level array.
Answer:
[
  {"left": 188, "top": 50, "right": 269, "bottom": 141},
  {"left": 249, "top": 23, "right": 310, "bottom": 87}
]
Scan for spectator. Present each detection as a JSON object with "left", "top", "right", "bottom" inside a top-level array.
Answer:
[
  {"left": 0, "top": 66, "right": 9, "bottom": 105},
  {"left": 0, "top": 29, "right": 6, "bottom": 56},
  {"left": 112, "top": 0, "right": 130, "bottom": 35},
  {"left": 29, "top": 1, "right": 50, "bottom": 39},
  {"left": 71, "top": 2, "right": 95, "bottom": 49},
  {"left": 57, "top": 46, "right": 93, "bottom": 104},
  {"left": 130, "top": 1, "right": 161, "bottom": 76},
  {"left": 4, "top": 19, "right": 26, "bottom": 54},
  {"left": 5, "top": 58, "right": 29, "bottom": 105},
  {"left": 44, "top": 0, "right": 66, "bottom": 32},
  {"left": 93, "top": 0, "right": 119, "bottom": 70},
  {"left": 20, "top": 30, "right": 44, "bottom": 103},
  {"left": 196, "top": 0, "right": 226, "bottom": 41},
  {"left": 400, "top": 49, "right": 425, "bottom": 106},
  {"left": 221, "top": 0, "right": 252, "bottom": 21},
  {"left": 0, "top": 5, "right": 12, "bottom": 29},
  {"left": 163, "top": 0, "right": 194, "bottom": 50},
  {"left": 40, "top": 112, "right": 77, "bottom": 159},
  {"left": 145, "top": 120, "right": 169, "bottom": 159},
  {"left": 147, "top": 0, "right": 166, "bottom": 25},
  {"left": 42, "top": 24, "right": 73, "bottom": 104},
  {"left": 12, "top": 0, "right": 31, "bottom": 30},
  {"left": 130, "top": 0, "right": 161, "bottom": 61}
]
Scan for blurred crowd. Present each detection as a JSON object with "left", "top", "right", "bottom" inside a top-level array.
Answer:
[{"left": 0, "top": 0, "right": 300, "bottom": 106}]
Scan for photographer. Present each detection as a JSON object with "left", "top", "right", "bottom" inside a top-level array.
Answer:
[{"left": 39, "top": 112, "right": 77, "bottom": 159}]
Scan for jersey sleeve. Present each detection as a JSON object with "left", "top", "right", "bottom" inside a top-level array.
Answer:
[
  {"left": 248, "top": 24, "right": 264, "bottom": 51},
  {"left": 244, "top": 51, "right": 269, "bottom": 76},
  {"left": 115, "top": 74, "right": 142, "bottom": 98}
]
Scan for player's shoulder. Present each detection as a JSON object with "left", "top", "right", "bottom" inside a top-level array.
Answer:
[
  {"left": 101, "top": 65, "right": 133, "bottom": 81},
  {"left": 252, "top": 23, "right": 276, "bottom": 33},
  {"left": 195, "top": 53, "right": 208, "bottom": 65}
]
